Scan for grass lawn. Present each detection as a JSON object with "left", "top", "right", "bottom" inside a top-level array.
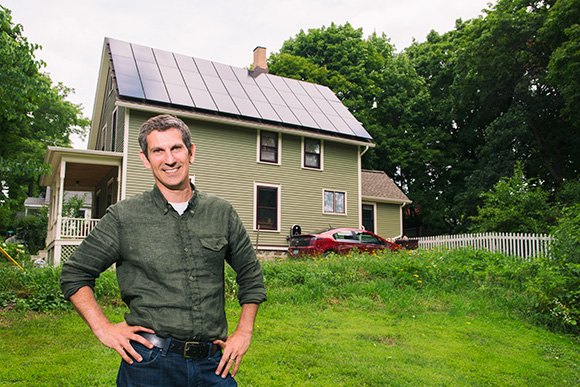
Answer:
[
  {"left": 1, "top": 299, "right": 579, "bottom": 386},
  {"left": 2, "top": 249, "right": 580, "bottom": 386}
]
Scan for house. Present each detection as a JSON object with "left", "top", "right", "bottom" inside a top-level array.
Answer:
[
  {"left": 24, "top": 188, "right": 93, "bottom": 218},
  {"left": 40, "top": 38, "right": 410, "bottom": 265}
]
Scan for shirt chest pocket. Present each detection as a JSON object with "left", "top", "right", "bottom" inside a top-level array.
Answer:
[
  {"left": 200, "top": 237, "right": 228, "bottom": 253},
  {"left": 199, "top": 237, "right": 229, "bottom": 279}
]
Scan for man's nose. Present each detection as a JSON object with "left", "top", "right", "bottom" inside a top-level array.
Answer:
[{"left": 164, "top": 152, "right": 176, "bottom": 165}]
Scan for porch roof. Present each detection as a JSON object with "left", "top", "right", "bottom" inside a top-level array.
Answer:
[
  {"left": 361, "top": 170, "right": 412, "bottom": 205},
  {"left": 39, "top": 147, "right": 123, "bottom": 189}
]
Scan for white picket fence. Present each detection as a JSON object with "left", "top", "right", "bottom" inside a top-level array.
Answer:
[{"left": 416, "top": 232, "right": 553, "bottom": 259}]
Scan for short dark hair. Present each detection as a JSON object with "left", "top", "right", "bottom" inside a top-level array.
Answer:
[{"left": 138, "top": 115, "right": 192, "bottom": 159}]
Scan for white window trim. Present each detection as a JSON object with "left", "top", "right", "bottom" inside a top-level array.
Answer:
[
  {"left": 322, "top": 189, "right": 347, "bottom": 216},
  {"left": 256, "top": 130, "right": 281, "bottom": 166},
  {"left": 301, "top": 137, "right": 324, "bottom": 171},
  {"left": 362, "top": 202, "right": 377, "bottom": 232},
  {"left": 254, "top": 182, "right": 281, "bottom": 232}
]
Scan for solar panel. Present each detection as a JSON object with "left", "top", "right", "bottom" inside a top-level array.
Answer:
[
  {"left": 152, "top": 48, "right": 177, "bottom": 68},
  {"left": 115, "top": 73, "right": 144, "bottom": 99},
  {"left": 131, "top": 44, "right": 156, "bottom": 63},
  {"left": 189, "top": 88, "right": 217, "bottom": 111},
  {"left": 165, "top": 83, "right": 194, "bottom": 106},
  {"left": 107, "top": 38, "right": 373, "bottom": 142}
]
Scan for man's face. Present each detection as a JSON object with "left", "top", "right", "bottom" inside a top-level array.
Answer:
[{"left": 139, "top": 128, "right": 195, "bottom": 194}]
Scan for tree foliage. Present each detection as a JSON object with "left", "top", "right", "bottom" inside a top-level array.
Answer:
[
  {"left": 269, "top": 0, "right": 580, "bottom": 235},
  {"left": 0, "top": 6, "right": 89, "bottom": 236},
  {"left": 470, "top": 163, "right": 558, "bottom": 233}
]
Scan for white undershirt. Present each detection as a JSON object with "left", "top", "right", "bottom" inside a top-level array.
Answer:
[{"left": 169, "top": 201, "right": 189, "bottom": 215}]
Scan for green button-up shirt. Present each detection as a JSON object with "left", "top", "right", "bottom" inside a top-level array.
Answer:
[{"left": 60, "top": 185, "right": 267, "bottom": 341}]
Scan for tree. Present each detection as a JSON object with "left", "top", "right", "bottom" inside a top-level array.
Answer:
[
  {"left": 269, "top": 23, "right": 449, "bottom": 233},
  {"left": 470, "top": 163, "right": 557, "bottom": 233},
  {"left": 0, "top": 6, "right": 89, "bottom": 236}
]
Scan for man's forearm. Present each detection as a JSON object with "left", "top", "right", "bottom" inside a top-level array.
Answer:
[
  {"left": 236, "top": 303, "right": 259, "bottom": 336},
  {"left": 69, "top": 285, "right": 155, "bottom": 364},
  {"left": 69, "top": 285, "right": 112, "bottom": 336}
]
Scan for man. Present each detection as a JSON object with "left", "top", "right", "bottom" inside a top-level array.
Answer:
[{"left": 61, "top": 114, "right": 267, "bottom": 386}]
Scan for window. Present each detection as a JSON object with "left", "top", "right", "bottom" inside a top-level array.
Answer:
[
  {"left": 111, "top": 109, "right": 117, "bottom": 151},
  {"left": 362, "top": 204, "right": 375, "bottom": 233},
  {"left": 259, "top": 131, "right": 279, "bottom": 164},
  {"left": 256, "top": 184, "right": 280, "bottom": 231},
  {"left": 99, "top": 124, "right": 107, "bottom": 151},
  {"left": 303, "top": 138, "right": 322, "bottom": 169},
  {"left": 324, "top": 190, "right": 346, "bottom": 214},
  {"left": 356, "top": 231, "right": 381, "bottom": 245}
]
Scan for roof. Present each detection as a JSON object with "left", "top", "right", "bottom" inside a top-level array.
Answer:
[
  {"left": 361, "top": 170, "right": 411, "bottom": 204},
  {"left": 105, "top": 38, "right": 372, "bottom": 143}
]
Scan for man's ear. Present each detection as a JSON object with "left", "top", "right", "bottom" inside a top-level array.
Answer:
[
  {"left": 139, "top": 151, "right": 151, "bottom": 169},
  {"left": 189, "top": 144, "right": 196, "bottom": 164}
]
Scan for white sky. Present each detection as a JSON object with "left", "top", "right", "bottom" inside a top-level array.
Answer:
[{"left": 3, "top": 0, "right": 492, "bottom": 148}]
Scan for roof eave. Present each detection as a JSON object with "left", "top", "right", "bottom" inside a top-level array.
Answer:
[
  {"left": 116, "top": 100, "right": 376, "bottom": 147},
  {"left": 362, "top": 195, "right": 412, "bottom": 205}
]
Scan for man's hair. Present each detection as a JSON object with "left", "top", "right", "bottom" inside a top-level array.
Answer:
[{"left": 138, "top": 115, "right": 192, "bottom": 159}]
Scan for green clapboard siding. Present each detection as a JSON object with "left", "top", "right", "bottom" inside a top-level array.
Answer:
[
  {"left": 124, "top": 110, "right": 361, "bottom": 248},
  {"left": 375, "top": 202, "right": 402, "bottom": 239}
]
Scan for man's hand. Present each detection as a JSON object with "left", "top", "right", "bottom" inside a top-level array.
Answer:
[
  {"left": 93, "top": 320, "right": 155, "bottom": 364},
  {"left": 69, "top": 286, "right": 155, "bottom": 364},
  {"left": 213, "top": 303, "right": 259, "bottom": 378}
]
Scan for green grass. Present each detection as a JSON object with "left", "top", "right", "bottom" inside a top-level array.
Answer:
[{"left": 2, "top": 248, "right": 580, "bottom": 386}]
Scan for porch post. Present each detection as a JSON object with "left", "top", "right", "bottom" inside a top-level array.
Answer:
[{"left": 55, "top": 159, "right": 66, "bottom": 240}]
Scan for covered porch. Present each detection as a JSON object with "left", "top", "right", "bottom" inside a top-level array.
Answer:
[{"left": 40, "top": 147, "right": 123, "bottom": 265}]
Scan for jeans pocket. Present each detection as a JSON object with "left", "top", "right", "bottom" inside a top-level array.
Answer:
[{"left": 128, "top": 341, "right": 162, "bottom": 366}]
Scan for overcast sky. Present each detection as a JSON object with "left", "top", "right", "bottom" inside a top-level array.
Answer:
[{"left": 3, "top": 0, "right": 492, "bottom": 148}]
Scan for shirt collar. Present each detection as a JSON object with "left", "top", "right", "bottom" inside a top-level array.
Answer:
[{"left": 151, "top": 183, "right": 198, "bottom": 215}]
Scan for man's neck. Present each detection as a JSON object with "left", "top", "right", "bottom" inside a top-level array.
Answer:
[{"left": 157, "top": 183, "right": 193, "bottom": 203}]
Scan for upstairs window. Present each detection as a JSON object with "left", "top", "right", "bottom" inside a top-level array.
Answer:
[
  {"left": 303, "top": 138, "right": 321, "bottom": 169},
  {"left": 259, "top": 131, "right": 279, "bottom": 164},
  {"left": 111, "top": 109, "right": 117, "bottom": 151},
  {"left": 324, "top": 190, "right": 346, "bottom": 214}
]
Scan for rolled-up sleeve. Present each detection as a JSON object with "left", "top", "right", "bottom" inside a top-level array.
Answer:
[
  {"left": 60, "top": 206, "right": 121, "bottom": 300},
  {"left": 226, "top": 207, "right": 267, "bottom": 306}
]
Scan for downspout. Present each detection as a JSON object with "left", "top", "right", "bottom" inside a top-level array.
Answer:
[
  {"left": 399, "top": 202, "right": 407, "bottom": 238},
  {"left": 360, "top": 145, "right": 370, "bottom": 157}
]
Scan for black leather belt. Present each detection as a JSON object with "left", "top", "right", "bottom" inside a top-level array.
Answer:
[{"left": 138, "top": 332, "right": 220, "bottom": 359}]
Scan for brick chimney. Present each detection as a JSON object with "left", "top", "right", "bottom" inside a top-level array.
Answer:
[{"left": 253, "top": 46, "right": 268, "bottom": 74}]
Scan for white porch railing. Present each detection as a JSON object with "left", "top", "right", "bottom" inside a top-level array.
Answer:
[
  {"left": 60, "top": 217, "right": 100, "bottom": 239},
  {"left": 416, "top": 232, "right": 553, "bottom": 259}
]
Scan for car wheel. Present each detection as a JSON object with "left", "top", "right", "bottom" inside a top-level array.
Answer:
[{"left": 323, "top": 249, "right": 338, "bottom": 257}]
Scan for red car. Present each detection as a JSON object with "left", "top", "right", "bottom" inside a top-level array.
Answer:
[{"left": 287, "top": 228, "right": 401, "bottom": 257}]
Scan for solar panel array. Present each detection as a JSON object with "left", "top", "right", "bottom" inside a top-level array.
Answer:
[{"left": 107, "top": 38, "right": 372, "bottom": 140}]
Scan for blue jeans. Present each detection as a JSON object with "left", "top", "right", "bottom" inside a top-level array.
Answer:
[{"left": 116, "top": 342, "right": 237, "bottom": 387}]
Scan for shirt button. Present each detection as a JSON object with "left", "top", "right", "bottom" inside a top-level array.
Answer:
[
  {"left": 189, "top": 276, "right": 194, "bottom": 281},
  {"left": 193, "top": 306, "right": 198, "bottom": 310},
  {"left": 184, "top": 247, "right": 188, "bottom": 252}
]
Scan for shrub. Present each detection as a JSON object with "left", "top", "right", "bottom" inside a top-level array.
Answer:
[
  {"left": 14, "top": 206, "right": 48, "bottom": 254},
  {"left": 529, "top": 205, "right": 580, "bottom": 331}
]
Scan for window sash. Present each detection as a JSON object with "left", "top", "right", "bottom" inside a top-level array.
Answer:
[
  {"left": 257, "top": 186, "right": 278, "bottom": 230},
  {"left": 260, "top": 131, "right": 278, "bottom": 163},
  {"left": 324, "top": 190, "right": 345, "bottom": 214},
  {"left": 304, "top": 138, "right": 321, "bottom": 169}
]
